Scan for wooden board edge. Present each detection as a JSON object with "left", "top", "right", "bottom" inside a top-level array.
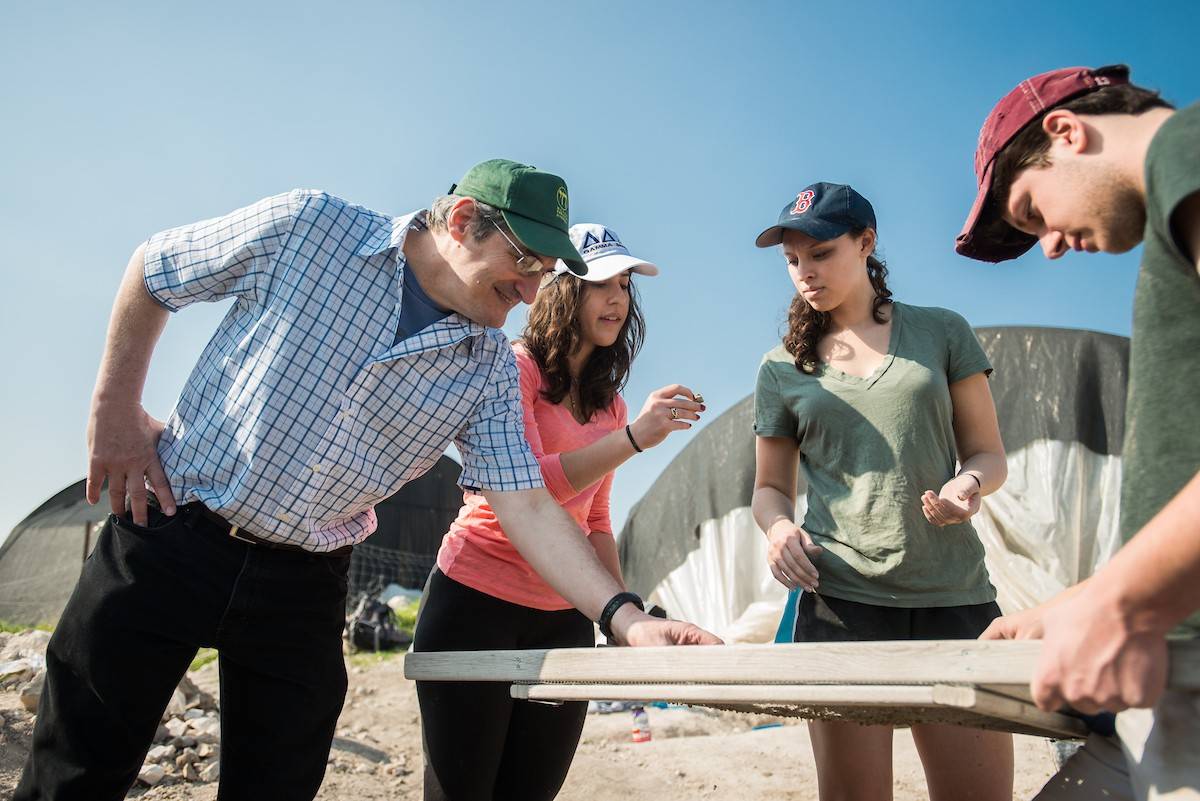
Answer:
[
  {"left": 511, "top": 683, "right": 942, "bottom": 706},
  {"left": 936, "top": 685, "right": 1087, "bottom": 739},
  {"left": 405, "top": 640, "right": 1200, "bottom": 690}
]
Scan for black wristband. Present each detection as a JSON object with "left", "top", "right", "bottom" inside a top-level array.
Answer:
[
  {"left": 598, "top": 591, "right": 644, "bottom": 641},
  {"left": 959, "top": 472, "right": 982, "bottom": 489},
  {"left": 625, "top": 424, "right": 644, "bottom": 453}
]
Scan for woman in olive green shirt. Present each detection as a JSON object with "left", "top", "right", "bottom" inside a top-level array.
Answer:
[{"left": 752, "top": 182, "right": 1013, "bottom": 801}]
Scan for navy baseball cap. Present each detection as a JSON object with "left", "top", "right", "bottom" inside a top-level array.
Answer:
[{"left": 755, "top": 182, "right": 877, "bottom": 248}]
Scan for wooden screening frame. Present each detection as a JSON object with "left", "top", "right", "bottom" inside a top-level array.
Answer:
[{"left": 405, "top": 640, "right": 1200, "bottom": 739}]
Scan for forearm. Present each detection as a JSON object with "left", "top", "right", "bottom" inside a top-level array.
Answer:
[
  {"left": 752, "top": 486, "right": 796, "bottom": 537},
  {"left": 958, "top": 450, "right": 1008, "bottom": 495},
  {"left": 487, "top": 488, "right": 625, "bottom": 621},
  {"left": 93, "top": 244, "right": 169, "bottom": 409},
  {"left": 557, "top": 427, "right": 638, "bottom": 493},
  {"left": 1094, "top": 470, "right": 1200, "bottom": 634},
  {"left": 589, "top": 531, "right": 625, "bottom": 588}
]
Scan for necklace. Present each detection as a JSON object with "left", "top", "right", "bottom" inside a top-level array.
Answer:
[{"left": 566, "top": 380, "right": 586, "bottom": 422}]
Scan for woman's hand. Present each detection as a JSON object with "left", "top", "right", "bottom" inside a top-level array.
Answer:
[
  {"left": 979, "top": 603, "right": 1048, "bottom": 641},
  {"left": 921, "top": 474, "right": 981, "bottom": 527},
  {"left": 628, "top": 385, "right": 704, "bottom": 450},
  {"left": 766, "top": 519, "right": 823, "bottom": 592}
]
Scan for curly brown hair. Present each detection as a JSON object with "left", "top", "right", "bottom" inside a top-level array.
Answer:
[
  {"left": 783, "top": 228, "right": 892, "bottom": 373},
  {"left": 520, "top": 275, "right": 646, "bottom": 420}
]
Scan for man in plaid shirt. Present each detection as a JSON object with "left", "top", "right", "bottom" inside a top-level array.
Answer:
[{"left": 16, "top": 159, "right": 719, "bottom": 801}]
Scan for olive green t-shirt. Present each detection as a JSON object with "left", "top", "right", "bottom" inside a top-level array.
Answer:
[
  {"left": 754, "top": 302, "right": 995, "bottom": 607},
  {"left": 1121, "top": 102, "right": 1200, "bottom": 638}
]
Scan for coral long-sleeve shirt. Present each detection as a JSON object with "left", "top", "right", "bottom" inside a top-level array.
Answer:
[{"left": 437, "top": 344, "right": 628, "bottom": 610}]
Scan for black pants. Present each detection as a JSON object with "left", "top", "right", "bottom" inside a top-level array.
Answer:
[
  {"left": 414, "top": 569, "right": 594, "bottom": 801},
  {"left": 794, "top": 591, "right": 1002, "bottom": 642},
  {"left": 15, "top": 505, "right": 351, "bottom": 801}
]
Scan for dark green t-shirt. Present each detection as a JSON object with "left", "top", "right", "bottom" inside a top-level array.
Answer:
[
  {"left": 754, "top": 302, "right": 996, "bottom": 607},
  {"left": 1121, "top": 102, "right": 1200, "bottom": 638}
]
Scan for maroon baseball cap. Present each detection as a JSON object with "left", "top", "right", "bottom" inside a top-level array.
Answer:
[{"left": 955, "top": 64, "right": 1131, "bottom": 262}]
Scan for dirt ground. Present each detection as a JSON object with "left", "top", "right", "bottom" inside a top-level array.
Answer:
[{"left": 1, "top": 651, "right": 1059, "bottom": 800}]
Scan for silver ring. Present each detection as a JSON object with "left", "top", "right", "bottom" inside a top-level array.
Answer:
[{"left": 669, "top": 407, "right": 679, "bottom": 420}]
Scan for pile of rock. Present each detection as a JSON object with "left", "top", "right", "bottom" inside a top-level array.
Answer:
[
  {"left": 0, "top": 630, "right": 51, "bottom": 713},
  {"left": 2, "top": 629, "right": 228, "bottom": 789},
  {"left": 137, "top": 676, "right": 222, "bottom": 787}
]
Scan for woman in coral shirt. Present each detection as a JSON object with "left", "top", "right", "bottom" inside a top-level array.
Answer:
[{"left": 414, "top": 223, "right": 704, "bottom": 801}]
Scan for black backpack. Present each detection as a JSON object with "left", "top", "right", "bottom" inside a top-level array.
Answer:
[{"left": 345, "top": 594, "right": 411, "bottom": 652}]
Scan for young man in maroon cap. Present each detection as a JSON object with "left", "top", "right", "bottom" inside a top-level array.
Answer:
[{"left": 958, "top": 65, "right": 1198, "bottom": 799}]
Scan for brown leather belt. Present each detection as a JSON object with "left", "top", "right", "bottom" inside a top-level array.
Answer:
[{"left": 184, "top": 502, "right": 353, "bottom": 557}]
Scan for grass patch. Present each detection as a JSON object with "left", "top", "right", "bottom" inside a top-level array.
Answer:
[
  {"left": 392, "top": 598, "right": 419, "bottom": 637},
  {"left": 189, "top": 647, "right": 219, "bottom": 672},
  {"left": 0, "top": 620, "right": 54, "bottom": 634}
]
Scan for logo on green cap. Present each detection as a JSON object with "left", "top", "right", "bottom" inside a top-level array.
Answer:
[{"left": 555, "top": 186, "right": 569, "bottom": 225}]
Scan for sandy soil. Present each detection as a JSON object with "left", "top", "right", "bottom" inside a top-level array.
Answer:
[{"left": 1, "top": 651, "right": 1058, "bottom": 800}]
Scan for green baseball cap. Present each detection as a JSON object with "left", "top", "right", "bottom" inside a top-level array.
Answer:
[{"left": 450, "top": 158, "right": 587, "bottom": 275}]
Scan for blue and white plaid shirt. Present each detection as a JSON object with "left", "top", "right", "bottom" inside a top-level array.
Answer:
[{"left": 143, "top": 189, "right": 543, "bottom": 552}]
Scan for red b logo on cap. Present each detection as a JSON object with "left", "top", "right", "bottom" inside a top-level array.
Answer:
[{"left": 792, "top": 190, "right": 816, "bottom": 215}]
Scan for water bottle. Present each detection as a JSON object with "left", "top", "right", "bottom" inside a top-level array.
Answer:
[{"left": 631, "top": 705, "right": 651, "bottom": 743}]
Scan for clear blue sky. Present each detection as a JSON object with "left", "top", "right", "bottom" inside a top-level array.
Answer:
[{"left": 3, "top": 1, "right": 1198, "bottom": 544}]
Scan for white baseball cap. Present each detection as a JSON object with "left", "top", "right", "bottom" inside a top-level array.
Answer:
[{"left": 553, "top": 223, "right": 659, "bottom": 281}]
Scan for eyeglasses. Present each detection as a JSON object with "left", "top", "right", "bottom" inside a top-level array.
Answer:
[{"left": 488, "top": 217, "right": 550, "bottom": 275}]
